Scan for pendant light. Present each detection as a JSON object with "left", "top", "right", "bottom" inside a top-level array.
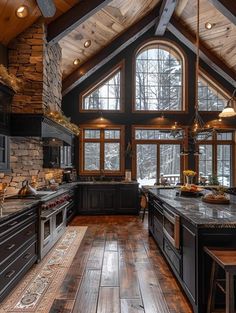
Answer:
[
  {"left": 189, "top": 0, "right": 213, "bottom": 142},
  {"left": 219, "top": 89, "right": 236, "bottom": 118}
]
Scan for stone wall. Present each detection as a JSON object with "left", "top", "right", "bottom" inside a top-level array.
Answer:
[
  {"left": 0, "top": 137, "right": 63, "bottom": 195},
  {"left": 1, "top": 20, "right": 65, "bottom": 194},
  {"left": 43, "top": 43, "right": 62, "bottom": 112},
  {"left": 8, "top": 20, "right": 62, "bottom": 113}
]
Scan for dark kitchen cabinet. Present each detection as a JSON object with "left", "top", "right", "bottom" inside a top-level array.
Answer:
[
  {"left": 0, "top": 206, "right": 38, "bottom": 302},
  {"left": 182, "top": 224, "right": 196, "bottom": 302},
  {"left": 0, "top": 83, "right": 13, "bottom": 134},
  {"left": 78, "top": 183, "right": 139, "bottom": 215},
  {"left": 0, "top": 135, "right": 9, "bottom": 171}
]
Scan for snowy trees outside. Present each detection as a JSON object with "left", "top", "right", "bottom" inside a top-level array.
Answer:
[
  {"left": 83, "top": 129, "right": 121, "bottom": 172},
  {"left": 198, "top": 77, "right": 227, "bottom": 111},
  {"left": 83, "top": 72, "right": 120, "bottom": 110},
  {"left": 135, "top": 46, "right": 182, "bottom": 111}
]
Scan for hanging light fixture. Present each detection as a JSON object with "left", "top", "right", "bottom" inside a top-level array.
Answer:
[
  {"left": 189, "top": 0, "right": 214, "bottom": 143},
  {"left": 219, "top": 89, "right": 236, "bottom": 118}
]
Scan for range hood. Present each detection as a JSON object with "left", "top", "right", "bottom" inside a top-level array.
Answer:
[{"left": 11, "top": 113, "right": 74, "bottom": 145}]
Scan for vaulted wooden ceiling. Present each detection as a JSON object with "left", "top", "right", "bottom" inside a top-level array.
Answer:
[{"left": 0, "top": 0, "right": 235, "bottom": 93}]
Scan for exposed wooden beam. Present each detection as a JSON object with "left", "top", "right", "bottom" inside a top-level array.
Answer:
[
  {"left": 155, "top": 0, "right": 178, "bottom": 36},
  {"left": 62, "top": 7, "right": 160, "bottom": 96},
  {"left": 167, "top": 18, "right": 236, "bottom": 87},
  {"left": 208, "top": 0, "right": 236, "bottom": 25},
  {"left": 36, "top": 0, "right": 56, "bottom": 18},
  {"left": 47, "top": 0, "right": 113, "bottom": 44}
]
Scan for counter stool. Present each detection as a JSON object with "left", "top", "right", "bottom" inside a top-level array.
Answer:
[
  {"left": 204, "top": 247, "right": 236, "bottom": 313},
  {"left": 140, "top": 191, "right": 148, "bottom": 222}
]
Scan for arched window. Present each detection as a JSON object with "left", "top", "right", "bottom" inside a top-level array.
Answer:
[{"left": 135, "top": 41, "right": 185, "bottom": 111}]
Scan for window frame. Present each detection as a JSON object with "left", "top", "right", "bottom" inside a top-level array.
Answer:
[
  {"left": 198, "top": 68, "right": 232, "bottom": 113},
  {"left": 133, "top": 39, "right": 188, "bottom": 113},
  {"left": 79, "top": 125, "right": 125, "bottom": 176},
  {"left": 195, "top": 130, "right": 235, "bottom": 186},
  {"left": 79, "top": 60, "right": 125, "bottom": 113},
  {"left": 132, "top": 125, "right": 187, "bottom": 183}
]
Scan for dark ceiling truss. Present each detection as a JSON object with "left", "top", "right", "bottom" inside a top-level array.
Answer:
[
  {"left": 155, "top": 0, "right": 178, "bottom": 36},
  {"left": 62, "top": 7, "right": 160, "bottom": 96},
  {"left": 208, "top": 0, "right": 236, "bottom": 25},
  {"left": 47, "top": 0, "right": 113, "bottom": 45}
]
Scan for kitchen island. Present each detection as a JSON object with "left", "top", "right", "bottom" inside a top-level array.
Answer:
[{"left": 145, "top": 187, "right": 236, "bottom": 313}]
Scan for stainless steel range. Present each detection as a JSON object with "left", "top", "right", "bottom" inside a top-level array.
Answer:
[{"left": 39, "top": 191, "right": 71, "bottom": 260}]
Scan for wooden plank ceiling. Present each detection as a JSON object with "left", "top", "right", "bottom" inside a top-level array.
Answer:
[
  {"left": 0, "top": 0, "right": 235, "bottom": 90},
  {"left": 174, "top": 0, "right": 236, "bottom": 74},
  {"left": 58, "top": 0, "right": 160, "bottom": 78},
  {"left": 0, "top": 0, "right": 78, "bottom": 45}
]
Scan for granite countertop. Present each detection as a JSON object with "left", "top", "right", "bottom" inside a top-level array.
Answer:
[
  {"left": 146, "top": 187, "right": 236, "bottom": 228},
  {"left": 0, "top": 182, "right": 80, "bottom": 221},
  {"left": 76, "top": 180, "right": 138, "bottom": 185}
]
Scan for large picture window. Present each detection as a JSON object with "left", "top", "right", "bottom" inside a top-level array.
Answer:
[
  {"left": 135, "top": 41, "right": 185, "bottom": 111},
  {"left": 196, "top": 131, "right": 234, "bottom": 186},
  {"left": 81, "top": 63, "right": 123, "bottom": 111},
  {"left": 134, "top": 127, "right": 183, "bottom": 186},
  {"left": 80, "top": 126, "right": 124, "bottom": 175}
]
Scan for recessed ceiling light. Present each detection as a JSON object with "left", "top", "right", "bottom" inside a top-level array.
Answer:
[
  {"left": 73, "top": 59, "right": 80, "bottom": 65},
  {"left": 84, "top": 40, "right": 91, "bottom": 48},
  {"left": 205, "top": 22, "right": 213, "bottom": 30},
  {"left": 16, "top": 5, "right": 29, "bottom": 18}
]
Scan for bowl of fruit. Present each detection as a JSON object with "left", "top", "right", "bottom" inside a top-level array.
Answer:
[
  {"left": 202, "top": 187, "right": 230, "bottom": 204},
  {"left": 180, "top": 184, "right": 203, "bottom": 197}
]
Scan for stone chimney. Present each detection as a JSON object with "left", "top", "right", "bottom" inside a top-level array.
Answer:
[
  {"left": 8, "top": 19, "right": 62, "bottom": 113},
  {"left": 0, "top": 20, "right": 65, "bottom": 194}
]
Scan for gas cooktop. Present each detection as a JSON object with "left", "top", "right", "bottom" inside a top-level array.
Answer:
[{"left": 6, "top": 190, "right": 57, "bottom": 200}]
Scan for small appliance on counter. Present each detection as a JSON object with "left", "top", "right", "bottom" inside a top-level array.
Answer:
[{"left": 62, "top": 168, "right": 77, "bottom": 183}]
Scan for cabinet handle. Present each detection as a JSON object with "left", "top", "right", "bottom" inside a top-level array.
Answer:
[
  {"left": 27, "top": 212, "right": 34, "bottom": 216},
  {"left": 23, "top": 253, "right": 31, "bottom": 260},
  {"left": 8, "top": 221, "right": 18, "bottom": 226},
  {"left": 6, "top": 243, "right": 15, "bottom": 250},
  {"left": 5, "top": 270, "right": 15, "bottom": 279}
]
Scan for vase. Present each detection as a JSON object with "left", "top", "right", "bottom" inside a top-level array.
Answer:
[{"left": 185, "top": 175, "right": 193, "bottom": 186}]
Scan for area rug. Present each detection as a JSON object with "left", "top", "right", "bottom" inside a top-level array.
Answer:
[{"left": 0, "top": 226, "right": 87, "bottom": 313}]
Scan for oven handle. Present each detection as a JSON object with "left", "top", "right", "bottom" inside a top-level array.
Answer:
[
  {"left": 163, "top": 209, "right": 176, "bottom": 224},
  {"left": 41, "top": 201, "right": 69, "bottom": 220}
]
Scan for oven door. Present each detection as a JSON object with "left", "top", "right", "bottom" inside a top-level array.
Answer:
[
  {"left": 53, "top": 203, "right": 68, "bottom": 239},
  {"left": 41, "top": 216, "right": 53, "bottom": 255},
  {"left": 163, "top": 206, "right": 180, "bottom": 250}
]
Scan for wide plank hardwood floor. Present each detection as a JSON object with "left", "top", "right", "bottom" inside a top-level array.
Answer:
[{"left": 49, "top": 215, "right": 193, "bottom": 313}]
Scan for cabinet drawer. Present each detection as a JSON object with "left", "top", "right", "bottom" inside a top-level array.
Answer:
[
  {"left": 0, "top": 221, "right": 37, "bottom": 266},
  {"left": 0, "top": 207, "right": 37, "bottom": 238},
  {"left": 153, "top": 216, "right": 163, "bottom": 249},
  {"left": 163, "top": 238, "right": 181, "bottom": 275},
  {"left": 0, "top": 241, "right": 37, "bottom": 297}
]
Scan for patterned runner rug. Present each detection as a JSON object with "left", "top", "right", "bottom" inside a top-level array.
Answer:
[{"left": 0, "top": 226, "right": 87, "bottom": 313}]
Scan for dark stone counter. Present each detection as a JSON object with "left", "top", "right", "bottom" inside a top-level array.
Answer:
[
  {"left": 146, "top": 187, "right": 236, "bottom": 228},
  {"left": 0, "top": 182, "right": 80, "bottom": 221}
]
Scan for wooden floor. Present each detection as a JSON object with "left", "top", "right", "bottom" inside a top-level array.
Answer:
[{"left": 49, "top": 215, "right": 193, "bottom": 313}]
